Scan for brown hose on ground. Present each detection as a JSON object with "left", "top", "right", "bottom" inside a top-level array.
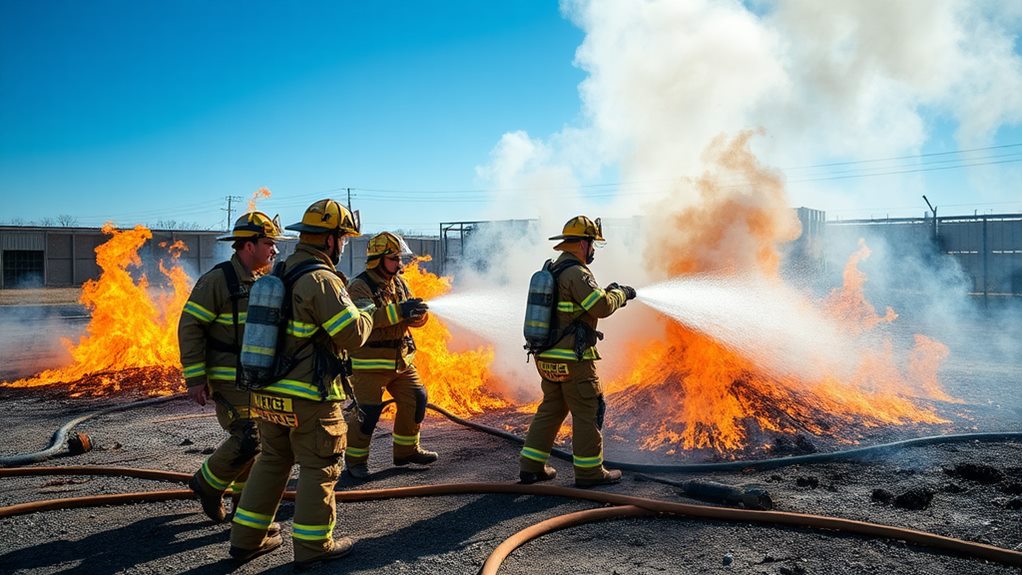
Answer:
[
  {"left": 2, "top": 467, "right": 1021, "bottom": 567},
  {"left": 479, "top": 505, "right": 654, "bottom": 575}
]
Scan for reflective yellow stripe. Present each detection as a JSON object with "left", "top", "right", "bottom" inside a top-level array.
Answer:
[
  {"left": 537, "top": 347, "right": 597, "bottom": 361},
  {"left": 580, "top": 289, "right": 604, "bottom": 311},
  {"left": 214, "top": 312, "right": 247, "bottom": 325},
  {"left": 292, "top": 521, "right": 335, "bottom": 541},
  {"left": 286, "top": 320, "right": 319, "bottom": 338},
  {"left": 386, "top": 303, "right": 400, "bottom": 324},
  {"left": 557, "top": 301, "right": 582, "bottom": 313},
  {"left": 232, "top": 507, "right": 273, "bottom": 530},
  {"left": 573, "top": 452, "right": 604, "bottom": 468},
  {"left": 525, "top": 320, "right": 549, "bottom": 328},
  {"left": 324, "top": 306, "right": 358, "bottom": 337},
  {"left": 346, "top": 447, "right": 369, "bottom": 457},
  {"left": 200, "top": 461, "right": 229, "bottom": 491},
  {"left": 392, "top": 433, "right": 419, "bottom": 446},
  {"left": 241, "top": 344, "right": 275, "bottom": 357},
  {"left": 520, "top": 446, "right": 550, "bottom": 462},
  {"left": 351, "top": 358, "right": 398, "bottom": 370},
  {"left": 182, "top": 362, "right": 206, "bottom": 378},
  {"left": 183, "top": 301, "right": 215, "bottom": 323},
  {"left": 262, "top": 379, "right": 345, "bottom": 401},
  {"left": 207, "top": 366, "right": 237, "bottom": 381}
]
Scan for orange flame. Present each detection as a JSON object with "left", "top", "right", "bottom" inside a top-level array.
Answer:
[
  {"left": 1, "top": 224, "right": 190, "bottom": 396},
  {"left": 606, "top": 132, "right": 955, "bottom": 455},
  {"left": 401, "top": 257, "right": 510, "bottom": 417},
  {"left": 248, "top": 187, "right": 271, "bottom": 212}
]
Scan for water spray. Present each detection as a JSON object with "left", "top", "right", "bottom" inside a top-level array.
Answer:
[
  {"left": 634, "top": 275, "right": 855, "bottom": 382},
  {"left": 425, "top": 288, "right": 524, "bottom": 345}
]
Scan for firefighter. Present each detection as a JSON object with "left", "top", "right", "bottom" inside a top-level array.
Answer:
[
  {"left": 228, "top": 199, "right": 373, "bottom": 568},
  {"left": 344, "top": 232, "right": 433, "bottom": 479},
  {"left": 518, "top": 216, "right": 636, "bottom": 488},
  {"left": 179, "top": 211, "right": 287, "bottom": 523}
]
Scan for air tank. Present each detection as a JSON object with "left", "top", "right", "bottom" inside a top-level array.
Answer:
[{"left": 240, "top": 272, "right": 285, "bottom": 387}]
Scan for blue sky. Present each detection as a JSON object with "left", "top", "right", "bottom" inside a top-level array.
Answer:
[{"left": 2, "top": 1, "right": 1020, "bottom": 234}]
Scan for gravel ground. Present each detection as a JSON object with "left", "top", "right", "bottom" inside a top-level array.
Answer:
[
  {"left": 1, "top": 303, "right": 1020, "bottom": 574},
  {"left": 1, "top": 387, "right": 1020, "bottom": 575}
]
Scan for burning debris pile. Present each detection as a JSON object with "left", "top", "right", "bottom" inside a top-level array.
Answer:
[
  {"left": 399, "top": 258, "right": 509, "bottom": 417},
  {"left": 0, "top": 138, "right": 966, "bottom": 461},
  {"left": 0, "top": 227, "right": 510, "bottom": 413},
  {"left": 603, "top": 133, "right": 958, "bottom": 458},
  {"left": 1, "top": 224, "right": 190, "bottom": 398}
]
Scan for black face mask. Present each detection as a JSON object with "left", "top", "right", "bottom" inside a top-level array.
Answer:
[{"left": 585, "top": 243, "right": 595, "bottom": 265}]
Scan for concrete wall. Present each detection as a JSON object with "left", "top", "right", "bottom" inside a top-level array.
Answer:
[{"left": 0, "top": 226, "right": 444, "bottom": 288}]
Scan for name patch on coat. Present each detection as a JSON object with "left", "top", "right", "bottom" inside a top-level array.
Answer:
[
  {"left": 537, "top": 361, "right": 571, "bottom": 382},
  {"left": 251, "top": 393, "right": 298, "bottom": 427}
]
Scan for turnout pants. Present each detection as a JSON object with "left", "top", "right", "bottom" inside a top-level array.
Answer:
[
  {"left": 345, "top": 364, "right": 427, "bottom": 465},
  {"left": 193, "top": 385, "right": 257, "bottom": 497},
  {"left": 519, "top": 360, "right": 607, "bottom": 481},
  {"left": 230, "top": 397, "right": 347, "bottom": 561}
]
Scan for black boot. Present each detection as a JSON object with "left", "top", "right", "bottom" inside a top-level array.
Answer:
[
  {"left": 519, "top": 465, "right": 557, "bottom": 484},
  {"left": 346, "top": 462, "right": 371, "bottom": 479}
]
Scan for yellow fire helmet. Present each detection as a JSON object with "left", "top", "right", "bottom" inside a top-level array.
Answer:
[
  {"left": 549, "top": 215, "right": 605, "bottom": 250},
  {"left": 365, "top": 231, "right": 414, "bottom": 269},
  {"left": 285, "top": 199, "right": 360, "bottom": 237},
  {"left": 216, "top": 211, "right": 288, "bottom": 242}
]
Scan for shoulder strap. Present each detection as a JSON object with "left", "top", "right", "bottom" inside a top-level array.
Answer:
[
  {"left": 214, "top": 261, "right": 243, "bottom": 300},
  {"left": 211, "top": 261, "right": 244, "bottom": 356},
  {"left": 283, "top": 260, "right": 334, "bottom": 288},
  {"left": 544, "top": 259, "right": 588, "bottom": 357},
  {"left": 354, "top": 271, "right": 379, "bottom": 297},
  {"left": 548, "top": 259, "right": 581, "bottom": 279}
]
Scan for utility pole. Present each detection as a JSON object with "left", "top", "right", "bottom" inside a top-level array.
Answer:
[
  {"left": 922, "top": 195, "right": 938, "bottom": 243},
  {"left": 222, "top": 195, "right": 242, "bottom": 231},
  {"left": 346, "top": 188, "right": 353, "bottom": 276}
]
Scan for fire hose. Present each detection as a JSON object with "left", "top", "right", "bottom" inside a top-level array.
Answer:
[
  {"left": 3, "top": 397, "right": 1022, "bottom": 570},
  {"left": 1, "top": 466, "right": 1021, "bottom": 568},
  {"left": 0, "top": 394, "right": 184, "bottom": 467},
  {"left": 427, "top": 402, "right": 1022, "bottom": 472},
  {"left": 8, "top": 394, "right": 1021, "bottom": 473}
]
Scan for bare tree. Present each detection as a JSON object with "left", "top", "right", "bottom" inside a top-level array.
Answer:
[
  {"left": 39, "top": 217, "right": 55, "bottom": 227},
  {"left": 9, "top": 217, "right": 26, "bottom": 226},
  {"left": 57, "top": 214, "right": 78, "bottom": 227}
]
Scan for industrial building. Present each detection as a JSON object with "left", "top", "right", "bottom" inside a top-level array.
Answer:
[
  {"left": 0, "top": 226, "right": 446, "bottom": 289},
  {"left": 2, "top": 210, "right": 1020, "bottom": 298}
]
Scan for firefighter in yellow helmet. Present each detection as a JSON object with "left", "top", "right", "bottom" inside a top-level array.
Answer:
[
  {"left": 519, "top": 216, "right": 636, "bottom": 488},
  {"left": 344, "top": 232, "right": 432, "bottom": 479},
  {"left": 229, "top": 199, "right": 373, "bottom": 568},
  {"left": 179, "top": 212, "right": 287, "bottom": 524}
]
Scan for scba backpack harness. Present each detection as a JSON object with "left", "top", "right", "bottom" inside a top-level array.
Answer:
[
  {"left": 239, "top": 261, "right": 353, "bottom": 401},
  {"left": 523, "top": 258, "right": 602, "bottom": 362}
]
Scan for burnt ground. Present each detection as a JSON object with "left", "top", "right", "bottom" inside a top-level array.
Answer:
[{"left": 1, "top": 306, "right": 1021, "bottom": 574}]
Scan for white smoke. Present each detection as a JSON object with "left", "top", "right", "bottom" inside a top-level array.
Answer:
[
  {"left": 477, "top": 0, "right": 1022, "bottom": 216},
  {"left": 453, "top": 0, "right": 1022, "bottom": 400}
]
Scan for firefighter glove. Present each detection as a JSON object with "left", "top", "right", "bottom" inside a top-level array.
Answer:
[
  {"left": 606, "top": 283, "right": 636, "bottom": 301},
  {"left": 399, "top": 298, "right": 429, "bottom": 319},
  {"left": 619, "top": 284, "right": 637, "bottom": 300}
]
